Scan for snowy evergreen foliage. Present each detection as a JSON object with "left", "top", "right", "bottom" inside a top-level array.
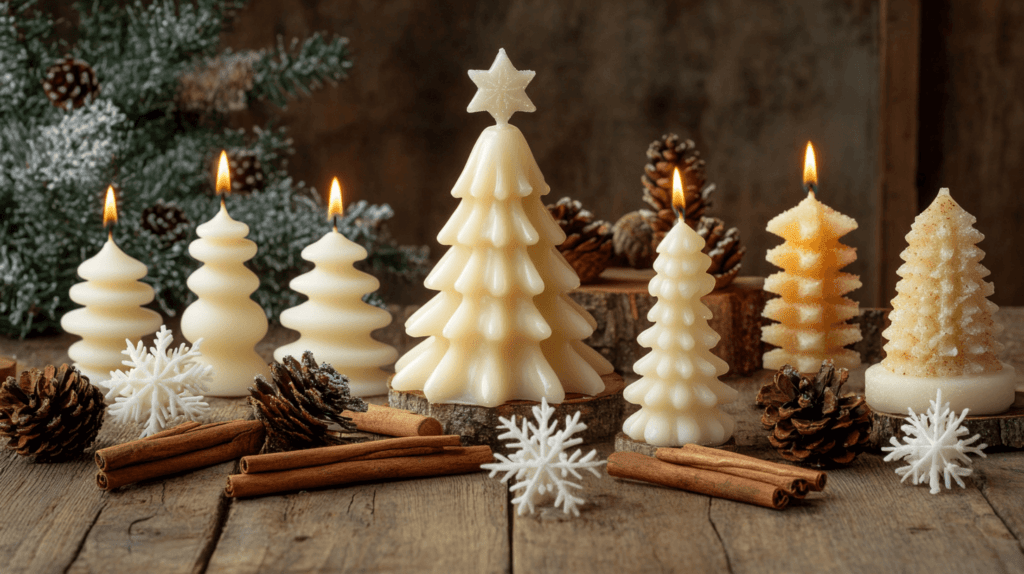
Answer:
[{"left": 0, "top": 0, "right": 428, "bottom": 337}]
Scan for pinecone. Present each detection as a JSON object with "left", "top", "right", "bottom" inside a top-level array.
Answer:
[
  {"left": 177, "top": 51, "right": 258, "bottom": 114},
  {"left": 547, "top": 197, "right": 614, "bottom": 283},
  {"left": 0, "top": 365, "right": 106, "bottom": 461},
  {"left": 140, "top": 200, "right": 191, "bottom": 246},
  {"left": 641, "top": 134, "right": 713, "bottom": 228},
  {"left": 222, "top": 150, "right": 265, "bottom": 195},
  {"left": 42, "top": 56, "right": 100, "bottom": 110},
  {"left": 248, "top": 351, "right": 368, "bottom": 453},
  {"left": 611, "top": 210, "right": 657, "bottom": 268},
  {"left": 696, "top": 216, "right": 746, "bottom": 289},
  {"left": 756, "top": 360, "right": 871, "bottom": 467}
]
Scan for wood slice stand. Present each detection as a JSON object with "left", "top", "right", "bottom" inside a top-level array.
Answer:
[
  {"left": 388, "top": 372, "right": 626, "bottom": 454},
  {"left": 0, "top": 356, "right": 15, "bottom": 381},
  {"left": 613, "top": 432, "right": 736, "bottom": 457},
  {"left": 869, "top": 407, "right": 1024, "bottom": 450}
]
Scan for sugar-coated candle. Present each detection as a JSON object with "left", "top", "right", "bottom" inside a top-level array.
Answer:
[
  {"left": 62, "top": 186, "right": 161, "bottom": 384},
  {"left": 866, "top": 188, "right": 1016, "bottom": 415},
  {"left": 274, "top": 178, "right": 398, "bottom": 397},
  {"left": 181, "top": 152, "right": 270, "bottom": 396},
  {"left": 621, "top": 168, "right": 737, "bottom": 447}
]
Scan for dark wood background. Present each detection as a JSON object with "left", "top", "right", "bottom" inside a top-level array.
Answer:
[{"left": 43, "top": 0, "right": 1024, "bottom": 307}]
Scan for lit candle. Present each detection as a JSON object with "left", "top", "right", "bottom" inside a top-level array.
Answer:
[
  {"left": 180, "top": 151, "right": 270, "bottom": 396},
  {"left": 761, "top": 143, "right": 862, "bottom": 373},
  {"left": 865, "top": 188, "right": 1016, "bottom": 415},
  {"left": 274, "top": 177, "right": 398, "bottom": 397},
  {"left": 61, "top": 186, "right": 161, "bottom": 384},
  {"left": 391, "top": 49, "right": 613, "bottom": 407},
  {"left": 621, "top": 168, "right": 737, "bottom": 447}
]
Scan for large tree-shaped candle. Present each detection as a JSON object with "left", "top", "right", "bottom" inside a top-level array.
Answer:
[
  {"left": 621, "top": 168, "right": 738, "bottom": 447},
  {"left": 181, "top": 152, "right": 271, "bottom": 396},
  {"left": 274, "top": 178, "right": 397, "bottom": 396},
  {"left": 392, "top": 49, "right": 613, "bottom": 407},
  {"left": 866, "top": 188, "right": 1015, "bottom": 415},
  {"left": 761, "top": 143, "right": 862, "bottom": 373}
]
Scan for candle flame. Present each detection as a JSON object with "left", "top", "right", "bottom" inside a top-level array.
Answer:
[
  {"left": 216, "top": 150, "right": 231, "bottom": 195},
  {"left": 803, "top": 142, "right": 818, "bottom": 192},
  {"left": 672, "top": 167, "right": 685, "bottom": 219},
  {"left": 328, "top": 177, "right": 343, "bottom": 220},
  {"left": 102, "top": 185, "right": 117, "bottom": 227}
]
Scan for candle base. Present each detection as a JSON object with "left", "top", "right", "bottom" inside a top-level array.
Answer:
[
  {"left": 865, "top": 362, "right": 1017, "bottom": 416},
  {"left": 388, "top": 372, "right": 626, "bottom": 455}
]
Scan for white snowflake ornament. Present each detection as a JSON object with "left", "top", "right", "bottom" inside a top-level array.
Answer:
[
  {"left": 482, "top": 398, "right": 605, "bottom": 517},
  {"left": 101, "top": 325, "right": 214, "bottom": 438},
  {"left": 882, "top": 389, "right": 987, "bottom": 494}
]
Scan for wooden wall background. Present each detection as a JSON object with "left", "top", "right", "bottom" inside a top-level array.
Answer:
[{"left": 222, "top": 0, "right": 886, "bottom": 305}]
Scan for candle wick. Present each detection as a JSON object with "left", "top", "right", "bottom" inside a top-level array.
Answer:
[
  {"left": 220, "top": 196, "right": 226, "bottom": 210},
  {"left": 107, "top": 227, "right": 112, "bottom": 241},
  {"left": 803, "top": 182, "right": 819, "bottom": 197}
]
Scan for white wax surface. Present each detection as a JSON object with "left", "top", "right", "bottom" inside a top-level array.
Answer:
[
  {"left": 275, "top": 230, "right": 397, "bottom": 397},
  {"left": 181, "top": 203, "right": 270, "bottom": 396},
  {"left": 865, "top": 362, "right": 1017, "bottom": 415},
  {"left": 621, "top": 218, "right": 737, "bottom": 447},
  {"left": 61, "top": 237, "right": 161, "bottom": 384}
]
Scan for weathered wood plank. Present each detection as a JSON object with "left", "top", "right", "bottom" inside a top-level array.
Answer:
[
  {"left": 710, "top": 453, "right": 1024, "bottom": 573},
  {"left": 512, "top": 442, "right": 731, "bottom": 574},
  {"left": 0, "top": 398, "right": 249, "bottom": 574},
  {"left": 206, "top": 472, "right": 509, "bottom": 574},
  {"left": 975, "top": 454, "right": 1024, "bottom": 552}
]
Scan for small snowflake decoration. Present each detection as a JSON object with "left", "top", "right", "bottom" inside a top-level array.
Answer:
[
  {"left": 101, "top": 325, "right": 214, "bottom": 438},
  {"left": 482, "top": 398, "right": 605, "bottom": 517},
  {"left": 882, "top": 389, "right": 987, "bottom": 494}
]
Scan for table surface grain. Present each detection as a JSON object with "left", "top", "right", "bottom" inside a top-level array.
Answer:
[{"left": 1, "top": 310, "right": 1023, "bottom": 574}]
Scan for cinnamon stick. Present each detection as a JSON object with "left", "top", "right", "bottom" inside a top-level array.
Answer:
[
  {"left": 95, "top": 421, "right": 264, "bottom": 491},
  {"left": 661, "top": 444, "right": 827, "bottom": 491},
  {"left": 226, "top": 445, "right": 493, "bottom": 498},
  {"left": 240, "top": 435, "right": 462, "bottom": 474},
  {"left": 342, "top": 404, "right": 443, "bottom": 437},
  {"left": 607, "top": 452, "right": 789, "bottom": 510}
]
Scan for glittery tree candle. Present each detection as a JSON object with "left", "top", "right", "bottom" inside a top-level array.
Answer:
[
  {"left": 761, "top": 143, "right": 862, "bottom": 373},
  {"left": 392, "top": 49, "right": 613, "bottom": 407},
  {"left": 621, "top": 168, "right": 738, "bottom": 447},
  {"left": 274, "top": 177, "right": 398, "bottom": 397},
  {"left": 181, "top": 151, "right": 270, "bottom": 396},
  {"left": 866, "top": 188, "right": 1016, "bottom": 415},
  {"left": 62, "top": 186, "right": 161, "bottom": 384}
]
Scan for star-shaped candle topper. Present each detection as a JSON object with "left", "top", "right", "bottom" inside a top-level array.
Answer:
[{"left": 467, "top": 48, "right": 536, "bottom": 126}]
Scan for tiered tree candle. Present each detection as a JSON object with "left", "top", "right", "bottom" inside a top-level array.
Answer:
[
  {"left": 866, "top": 188, "right": 1016, "bottom": 415},
  {"left": 62, "top": 186, "right": 161, "bottom": 384},
  {"left": 621, "top": 168, "right": 738, "bottom": 447},
  {"left": 392, "top": 49, "right": 613, "bottom": 407},
  {"left": 274, "top": 178, "right": 398, "bottom": 397},
  {"left": 761, "top": 143, "right": 862, "bottom": 373},
  {"left": 181, "top": 151, "right": 270, "bottom": 396}
]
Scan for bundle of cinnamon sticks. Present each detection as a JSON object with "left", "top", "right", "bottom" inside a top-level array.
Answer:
[
  {"left": 226, "top": 435, "right": 492, "bottom": 498},
  {"left": 608, "top": 444, "right": 826, "bottom": 510}
]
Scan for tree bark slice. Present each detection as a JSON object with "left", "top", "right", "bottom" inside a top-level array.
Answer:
[
  {"left": 388, "top": 372, "right": 626, "bottom": 454},
  {"left": 869, "top": 407, "right": 1024, "bottom": 450},
  {"left": 0, "top": 357, "right": 15, "bottom": 382}
]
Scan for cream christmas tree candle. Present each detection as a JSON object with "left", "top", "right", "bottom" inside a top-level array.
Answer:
[
  {"left": 866, "top": 188, "right": 1016, "bottom": 415},
  {"left": 62, "top": 186, "right": 161, "bottom": 384},
  {"left": 392, "top": 49, "right": 614, "bottom": 407},
  {"left": 622, "top": 168, "right": 738, "bottom": 447},
  {"left": 761, "top": 143, "right": 862, "bottom": 373},
  {"left": 274, "top": 177, "right": 398, "bottom": 397},
  {"left": 181, "top": 151, "right": 270, "bottom": 396}
]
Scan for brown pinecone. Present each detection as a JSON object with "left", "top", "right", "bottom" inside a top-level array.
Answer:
[
  {"left": 696, "top": 216, "right": 746, "bottom": 289},
  {"left": 0, "top": 365, "right": 106, "bottom": 461},
  {"left": 611, "top": 210, "right": 657, "bottom": 268},
  {"left": 248, "top": 351, "right": 368, "bottom": 453},
  {"left": 547, "top": 197, "right": 614, "bottom": 283},
  {"left": 140, "top": 200, "right": 191, "bottom": 246},
  {"left": 641, "top": 134, "right": 713, "bottom": 229},
  {"left": 756, "top": 360, "right": 871, "bottom": 467},
  {"left": 42, "top": 56, "right": 100, "bottom": 110}
]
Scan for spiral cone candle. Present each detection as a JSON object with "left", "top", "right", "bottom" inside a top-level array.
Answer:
[
  {"left": 621, "top": 168, "right": 738, "bottom": 447},
  {"left": 180, "top": 151, "right": 270, "bottom": 396},
  {"left": 61, "top": 186, "right": 161, "bottom": 384},
  {"left": 761, "top": 143, "right": 862, "bottom": 373},
  {"left": 274, "top": 178, "right": 398, "bottom": 397}
]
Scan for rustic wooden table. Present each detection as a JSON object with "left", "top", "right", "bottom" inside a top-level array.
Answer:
[{"left": 2, "top": 310, "right": 1023, "bottom": 574}]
